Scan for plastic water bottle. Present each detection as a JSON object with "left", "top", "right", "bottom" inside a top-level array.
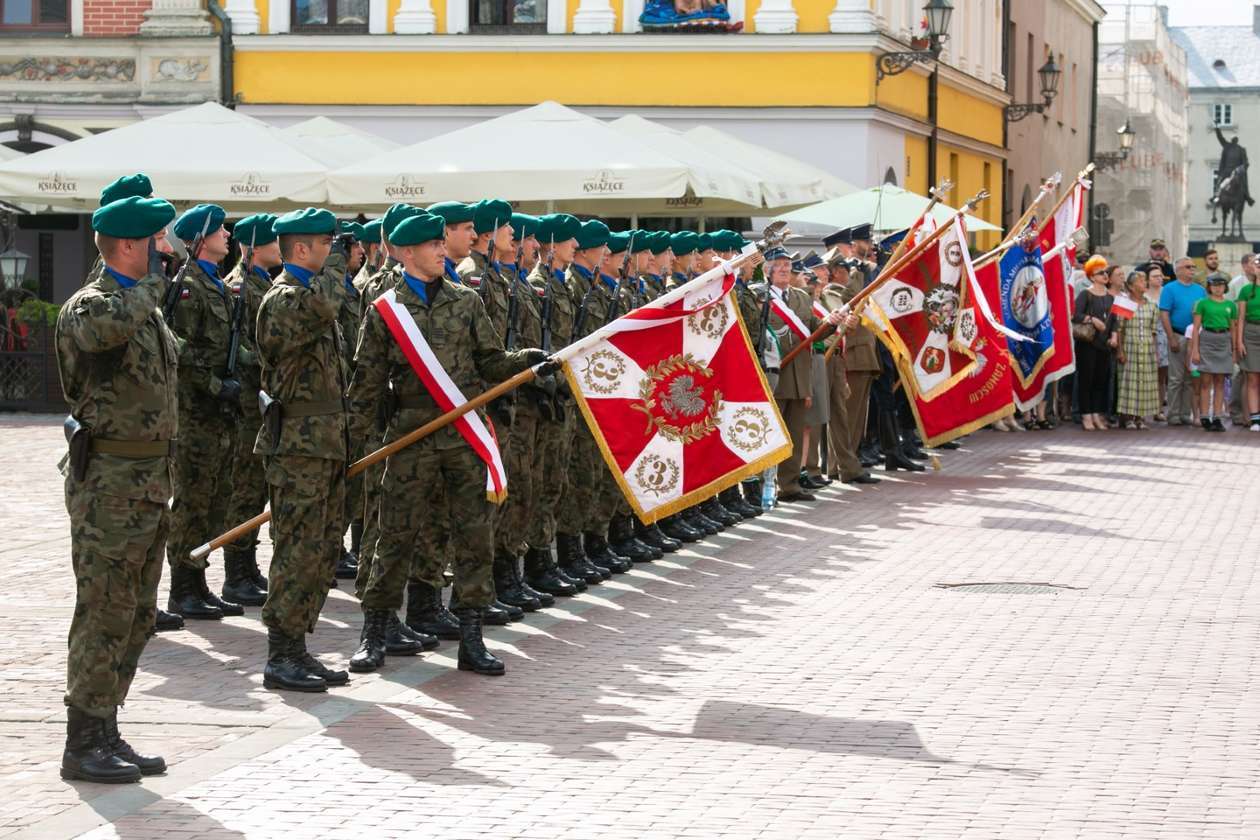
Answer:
[{"left": 760, "top": 467, "right": 776, "bottom": 510}]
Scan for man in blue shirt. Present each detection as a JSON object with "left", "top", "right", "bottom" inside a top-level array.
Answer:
[{"left": 1160, "top": 257, "right": 1207, "bottom": 425}]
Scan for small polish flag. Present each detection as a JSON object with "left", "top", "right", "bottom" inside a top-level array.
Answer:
[{"left": 1111, "top": 294, "right": 1139, "bottom": 320}]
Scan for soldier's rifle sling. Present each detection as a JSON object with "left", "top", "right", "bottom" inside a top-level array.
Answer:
[
  {"left": 606, "top": 231, "right": 635, "bottom": 322},
  {"left": 162, "top": 212, "right": 213, "bottom": 323},
  {"left": 224, "top": 228, "right": 257, "bottom": 379}
]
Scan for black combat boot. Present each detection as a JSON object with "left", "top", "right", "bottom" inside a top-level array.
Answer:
[
  {"left": 153, "top": 608, "right": 184, "bottom": 633},
  {"left": 390, "top": 613, "right": 438, "bottom": 651},
  {"left": 263, "top": 627, "right": 327, "bottom": 692},
  {"left": 448, "top": 591, "right": 513, "bottom": 626},
  {"left": 167, "top": 564, "right": 223, "bottom": 620},
  {"left": 702, "top": 496, "right": 742, "bottom": 527},
  {"left": 349, "top": 610, "right": 389, "bottom": 673},
  {"left": 405, "top": 581, "right": 461, "bottom": 640},
  {"left": 296, "top": 635, "right": 350, "bottom": 686},
  {"left": 222, "top": 548, "right": 267, "bottom": 607},
  {"left": 334, "top": 538, "right": 358, "bottom": 580},
  {"left": 636, "top": 519, "right": 681, "bottom": 554},
  {"left": 884, "top": 450, "right": 926, "bottom": 472},
  {"left": 558, "top": 532, "right": 606, "bottom": 584},
  {"left": 586, "top": 529, "right": 634, "bottom": 573},
  {"left": 743, "top": 477, "right": 761, "bottom": 506},
  {"left": 244, "top": 544, "right": 268, "bottom": 591},
  {"left": 609, "top": 515, "right": 659, "bottom": 561},
  {"left": 455, "top": 608, "right": 505, "bottom": 676},
  {"left": 523, "top": 546, "right": 581, "bottom": 597},
  {"left": 61, "top": 708, "right": 141, "bottom": 784},
  {"left": 660, "top": 513, "right": 702, "bottom": 543},
  {"left": 494, "top": 553, "right": 543, "bottom": 612},
  {"left": 383, "top": 612, "right": 426, "bottom": 655},
  {"left": 515, "top": 559, "right": 556, "bottom": 608},
  {"left": 197, "top": 568, "right": 244, "bottom": 617},
  {"left": 103, "top": 710, "right": 166, "bottom": 776},
  {"left": 722, "top": 485, "right": 761, "bottom": 519},
  {"left": 685, "top": 505, "right": 721, "bottom": 535}
]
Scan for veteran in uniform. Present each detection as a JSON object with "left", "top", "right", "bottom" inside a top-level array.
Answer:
[
  {"left": 254, "top": 208, "right": 352, "bottom": 693},
  {"left": 57, "top": 195, "right": 178, "bottom": 783}
]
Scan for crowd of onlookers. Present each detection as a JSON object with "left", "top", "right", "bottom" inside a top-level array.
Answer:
[{"left": 999, "top": 238, "right": 1260, "bottom": 433}]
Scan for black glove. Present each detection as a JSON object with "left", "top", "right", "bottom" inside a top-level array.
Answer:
[
  {"left": 331, "top": 233, "right": 355, "bottom": 260},
  {"left": 217, "top": 378, "right": 242, "bottom": 403},
  {"left": 521, "top": 349, "right": 560, "bottom": 376},
  {"left": 533, "top": 371, "right": 558, "bottom": 399}
]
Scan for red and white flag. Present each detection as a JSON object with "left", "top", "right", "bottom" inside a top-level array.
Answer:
[
  {"left": 769, "top": 293, "right": 811, "bottom": 343},
  {"left": 374, "top": 288, "right": 508, "bottom": 503},
  {"left": 555, "top": 260, "right": 791, "bottom": 522},
  {"left": 1111, "top": 294, "right": 1139, "bottom": 320}
]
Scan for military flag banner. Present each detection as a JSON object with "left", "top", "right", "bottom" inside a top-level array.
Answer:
[
  {"left": 992, "top": 231, "right": 1056, "bottom": 410},
  {"left": 555, "top": 262, "right": 791, "bottom": 522}
]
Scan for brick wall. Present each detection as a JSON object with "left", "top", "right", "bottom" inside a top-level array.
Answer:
[{"left": 83, "top": 0, "right": 151, "bottom": 36}]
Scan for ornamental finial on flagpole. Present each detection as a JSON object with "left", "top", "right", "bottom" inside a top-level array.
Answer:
[{"left": 757, "top": 221, "right": 790, "bottom": 252}]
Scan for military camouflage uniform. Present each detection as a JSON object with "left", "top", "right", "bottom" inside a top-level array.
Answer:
[
  {"left": 528, "top": 262, "right": 578, "bottom": 550},
  {"left": 222, "top": 262, "right": 271, "bottom": 556},
  {"left": 335, "top": 271, "right": 365, "bottom": 540},
  {"left": 254, "top": 252, "right": 350, "bottom": 639},
  {"left": 167, "top": 262, "right": 242, "bottom": 573},
  {"left": 347, "top": 277, "right": 533, "bottom": 610},
  {"left": 56, "top": 267, "right": 179, "bottom": 718}
]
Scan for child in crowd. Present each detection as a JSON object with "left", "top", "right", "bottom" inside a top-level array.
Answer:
[{"left": 1190, "top": 272, "right": 1239, "bottom": 432}]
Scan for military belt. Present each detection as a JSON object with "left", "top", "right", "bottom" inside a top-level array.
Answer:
[
  {"left": 284, "top": 399, "right": 346, "bottom": 417},
  {"left": 90, "top": 439, "right": 172, "bottom": 458}
]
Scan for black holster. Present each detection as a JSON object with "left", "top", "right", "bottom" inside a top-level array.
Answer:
[
  {"left": 63, "top": 415, "right": 91, "bottom": 482},
  {"left": 258, "top": 390, "right": 283, "bottom": 452}
]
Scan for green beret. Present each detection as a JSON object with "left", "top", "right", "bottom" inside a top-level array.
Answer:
[
  {"left": 697, "top": 233, "right": 714, "bottom": 252},
  {"left": 426, "top": 201, "right": 475, "bottom": 225},
  {"left": 360, "top": 218, "right": 383, "bottom": 245},
  {"left": 647, "top": 230, "right": 673, "bottom": 255},
  {"left": 91, "top": 196, "right": 177, "bottom": 239},
  {"left": 389, "top": 212, "right": 446, "bottom": 247},
  {"left": 576, "top": 219, "right": 610, "bottom": 251},
  {"left": 274, "top": 207, "right": 337, "bottom": 236},
  {"left": 99, "top": 174, "right": 152, "bottom": 207},
  {"left": 539, "top": 213, "right": 581, "bottom": 244},
  {"left": 383, "top": 203, "right": 421, "bottom": 238},
  {"left": 472, "top": 199, "right": 513, "bottom": 235},
  {"left": 173, "top": 203, "right": 226, "bottom": 242},
  {"left": 511, "top": 213, "right": 541, "bottom": 240},
  {"left": 232, "top": 213, "right": 278, "bottom": 247},
  {"left": 629, "top": 230, "right": 652, "bottom": 254},
  {"left": 670, "top": 231, "right": 700, "bottom": 256},
  {"left": 607, "top": 231, "right": 632, "bottom": 255}
]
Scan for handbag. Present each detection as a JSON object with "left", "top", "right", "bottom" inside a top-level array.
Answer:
[{"left": 1072, "top": 321, "right": 1097, "bottom": 342}]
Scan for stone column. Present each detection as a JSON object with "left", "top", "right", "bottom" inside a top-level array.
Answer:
[
  {"left": 828, "top": 0, "right": 874, "bottom": 33},
  {"left": 753, "top": 0, "right": 796, "bottom": 34},
  {"left": 222, "top": 0, "right": 260, "bottom": 33},
  {"left": 139, "top": 0, "right": 214, "bottom": 35},
  {"left": 394, "top": 0, "right": 437, "bottom": 33},
  {"left": 572, "top": 0, "right": 615, "bottom": 33}
]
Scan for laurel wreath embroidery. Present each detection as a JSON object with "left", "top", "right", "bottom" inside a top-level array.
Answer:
[{"left": 632, "top": 353, "right": 723, "bottom": 444}]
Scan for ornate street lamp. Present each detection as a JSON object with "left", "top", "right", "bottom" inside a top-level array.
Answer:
[
  {"left": 876, "top": 0, "right": 953, "bottom": 84},
  {"left": 0, "top": 247, "right": 29, "bottom": 290},
  {"left": 1096, "top": 119, "right": 1135, "bottom": 170},
  {"left": 1005, "top": 56, "right": 1063, "bottom": 122}
]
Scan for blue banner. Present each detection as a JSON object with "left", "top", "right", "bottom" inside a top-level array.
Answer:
[{"left": 998, "top": 241, "right": 1054, "bottom": 382}]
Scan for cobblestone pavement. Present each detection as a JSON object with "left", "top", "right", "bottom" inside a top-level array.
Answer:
[{"left": 1, "top": 413, "right": 1256, "bottom": 840}]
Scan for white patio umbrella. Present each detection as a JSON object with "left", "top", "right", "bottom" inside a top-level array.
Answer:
[
  {"left": 682, "top": 125, "right": 857, "bottom": 208},
  {"left": 280, "top": 117, "right": 398, "bottom": 169},
  {"left": 0, "top": 102, "right": 329, "bottom": 212},
  {"left": 774, "top": 184, "right": 1001, "bottom": 236},
  {"left": 328, "top": 101, "right": 689, "bottom": 208}
]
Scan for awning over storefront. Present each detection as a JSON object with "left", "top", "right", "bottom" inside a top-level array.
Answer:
[
  {"left": 279, "top": 117, "right": 399, "bottom": 169},
  {"left": 683, "top": 125, "right": 857, "bottom": 209}
]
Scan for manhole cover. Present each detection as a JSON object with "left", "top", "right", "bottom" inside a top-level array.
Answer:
[{"left": 935, "top": 582, "right": 1083, "bottom": 594}]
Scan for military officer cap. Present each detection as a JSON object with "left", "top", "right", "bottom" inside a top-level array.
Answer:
[
  {"left": 790, "top": 259, "right": 806, "bottom": 274},
  {"left": 389, "top": 212, "right": 446, "bottom": 247},
  {"left": 232, "top": 213, "right": 278, "bottom": 247},
  {"left": 539, "top": 213, "right": 582, "bottom": 244},
  {"left": 511, "top": 212, "right": 541, "bottom": 240},
  {"left": 763, "top": 246, "right": 790, "bottom": 261},
  {"left": 670, "top": 231, "right": 700, "bottom": 256},
  {"left": 607, "top": 231, "right": 632, "bottom": 255},
  {"left": 802, "top": 252, "right": 824, "bottom": 270},
  {"left": 173, "top": 203, "right": 226, "bottom": 242},
  {"left": 274, "top": 207, "right": 337, "bottom": 236},
  {"left": 99, "top": 173, "right": 152, "bottom": 207},
  {"left": 850, "top": 223, "right": 873, "bottom": 242},
  {"left": 472, "top": 199, "right": 513, "bottom": 235},
  {"left": 383, "top": 203, "right": 423, "bottom": 238},
  {"left": 576, "top": 219, "right": 610, "bottom": 251},
  {"left": 427, "top": 201, "right": 476, "bottom": 225},
  {"left": 822, "top": 227, "right": 852, "bottom": 248},
  {"left": 360, "top": 218, "right": 383, "bottom": 245},
  {"left": 91, "top": 195, "right": 177, "bottom": 239}
]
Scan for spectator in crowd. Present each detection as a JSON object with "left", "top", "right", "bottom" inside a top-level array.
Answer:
[
  {"left": 1191, "top": 272, "right": 1238, "bottom": 432},
  {"left": 1115, "top": 270, "right": 1159, "bottom": 429},
  {"left": 1144, "top": 238, "right": 1175, "bottom": 281},
  {"left": 1227, "top": 253, "right": 1255, "bottom": 300},
  {"left": 1160, "top": 257, "right": 1207, "bottom": 425},
  {"left": 1070, "top": 251, "right": 1091, "bottom": 296},
  {"left": 1226, "top": 254, "right": 1255, "bottom": 424},
  {"left": 1145, "top": 263, "right": 1170, "bottom": 420},
  {"left": 1106, "top": 264, "right": 1126, "bottom": 296},
  {"left": 1073, "top": 256, "right": 1118, "bottom": 431},
  {"left": 1204, "top": 248, "right": 1220, "bottom": 277},
  {"left": 1236, "top": 263, "right": 1260, "bottom": 431}
]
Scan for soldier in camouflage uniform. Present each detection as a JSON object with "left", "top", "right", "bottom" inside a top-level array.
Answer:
[
  {"left": 219, "top": 213, "right": 279, "bottom": 610},
  {"left": 254, "top": 207, "right": 352, "bottom": 693},
  {"left": 164, "top": 204, "right": 248, "bottom": 620},
  {"left": 335, "top": 222, "right": 367, "bottom": 584},
  {"left": 346, "top": 211, "right": 546, "bottom": 676},
  {"left": 56, "top": 195, "right": 178, "bottom": 783},
  {"left": 353, "top": 218, "right": 383, "bottom": 289}
]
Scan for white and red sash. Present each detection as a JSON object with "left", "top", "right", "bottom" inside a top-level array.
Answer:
[
  {"left": 373, "top": 288, "right": 508, "bottom": 504},
  {"left": 769, "top": 290, "right": 811, "bottom": 343}
]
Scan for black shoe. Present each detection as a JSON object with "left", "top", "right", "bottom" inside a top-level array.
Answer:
[
  {"left": 166, "top": 564, "right": 223, "bottom": 621},
  {"left": 61, "top": 708, "right": 142, "bottom": 784},
  {"left": 660, "top": 514, "right": 703, "bottom": 543},
  {"left": 901, "top": 444, "right": 929, "bottom": 461},
  {"left": 1201, "top": 417, "right": 1213, "bottom": 430},
  {"left": 685, "top": 508, "right": 721, "bottom": 535},
  {"left": 743, "top": 478, "right": 762, "bottom": 506},
  {"left": 349, "top": 610, "right": 389, "bottom": 673},
  {"left": 264, "top": 628, "right": 327, "bottom": 692},
  {"left": 519, "top": 579, "right": 555, "bottom": 608},
  {"left": 391, "top": 614, "right": 439, "bottom": 651},
  {"left": 455, "top": 608, "right": 505, "bottom": 676},
  {"left": 936, "top": 440, "right": 961, "bottom": 450},
  {"left": 523, "top": 547, "right": 580, "bottom": 597},
  {"left": 610, "top": 515, "right": 658, "bottom": 562},
  {"left": 222, "top": 549, "right": 267, "bottom": 607},
  {"left": 202, "top": 589, "right": 244, "bottom": 617},
  {"left": 103, "top": 710, "right": 165, "bottom": 776},
  {"left": 777, "top": 490, "right": 817, "bottom": 502},
  {"left": 721, "top": 486, "right": 761, "bottom": 519},
  {"left": 585, "top": 530, "right": 634, "bottom": 573},
  {"left": 153, "top": 608, "right": 184, "bottom": 633},
  {"left": 384, "top": 612, "right": 426, "bottom": 655},
  {"left": 451, "top": 592, "right": 513, "bottom": 626},
  {"left": 842, "top": 472, "right": 881, "bottom": 485},
  {"left": 799, "top": 473, "right": 827, "bottom": 490},
  {"left": 494, "top": 598, "right": 525, "bottom": 622},
  {"left": 293, "top": 635, "right": 350, "bottom": 686},
  {"left": 232, "top": 544, "right": 268, "bottom": 592},
  {"left": 405, "top": 581, "right": 461, "bottom": 640},
  {"left": 558, "top": 533, "right": 607, "bottom": 584},
  {"left": 334, "top": 549, "right": 358, "bottom": 580},
  {"left": 637, "top": 520, "right": 682, "bottom": 553},
  {"left": 884, "top": 451, "right": 926, "bottom": 472},
  {"left": 493, "top": 553, "right": 543, "bottom": 611},
  {"left": 1211, "top": 417, "right": 1227, "bottom": 432},
  {"left": 702, "top": 498, "right": 742, "bottom": 526}
]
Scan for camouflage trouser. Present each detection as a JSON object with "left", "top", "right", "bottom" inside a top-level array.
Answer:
[
  {"left": 353, "top": 458, "right": 383, "bottom": 601},
  {"left": 167, "top": 415, "right": 233, "bottom": 569},
  {"left": 344, "top": 438, "right": 366, "bottom": 534},
  {"left": 498, "top": 407, "right": 539, "bottom": 558},
  {"left": 525, "top": 407, "right": 561, "bottom": 550},
  {"left": 554, "top": 412, "right": 595, "bottom": 536},
  {"left": 491, "top": 419, "right": 514, "bottom": 557},
  {"left": 261, "top": 456, "right": 346, "bottom": 638},
  {"left": 64, "top": 479, "right": 168, "bottom": 717},
  {"left": 223, "top": 408, "right": 267, "bottom": 552},
  {"left": 367, "top": 439, "right": 495, "bottom": 609}
]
